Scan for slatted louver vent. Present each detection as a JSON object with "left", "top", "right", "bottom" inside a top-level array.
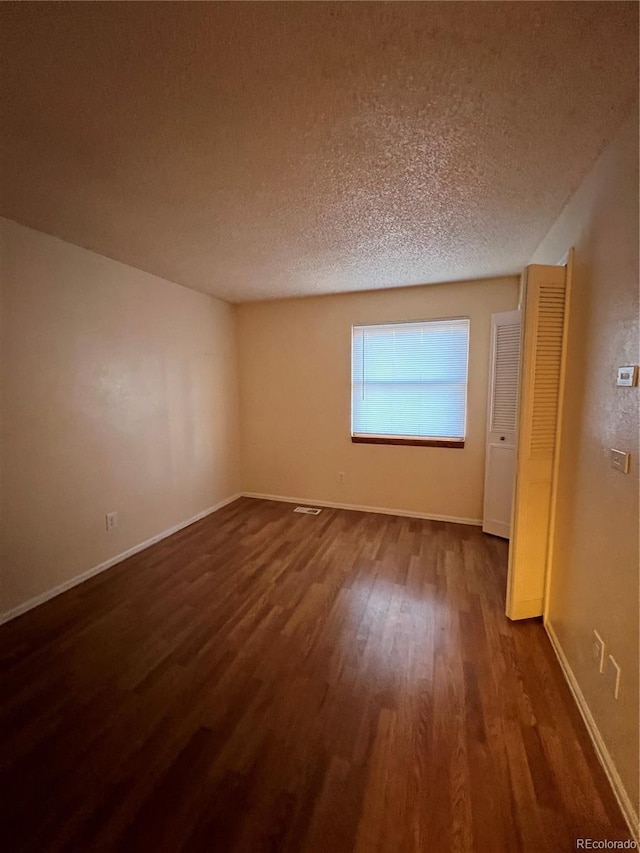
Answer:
[
  {"left": 530, "top": 283, "right": 565, "bottom": 456},
  {"left": 491, "top": 323, "right": 521, "bottom": 433}
]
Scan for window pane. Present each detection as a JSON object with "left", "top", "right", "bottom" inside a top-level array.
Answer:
[{"left": 351, "top": 319, "right": 469, "bottom": 440}]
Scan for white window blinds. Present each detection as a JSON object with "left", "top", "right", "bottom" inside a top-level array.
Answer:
[{"left": 351, "top": 318, "right": 470, "bottom": 441}]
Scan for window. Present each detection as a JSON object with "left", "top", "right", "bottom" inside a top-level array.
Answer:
[{"left": 351, "top": 317, "right": 470, "bottom": 447}]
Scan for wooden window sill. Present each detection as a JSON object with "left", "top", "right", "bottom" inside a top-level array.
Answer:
[{"left": 351, "top": 436, "right": 465, "bottom": 448}]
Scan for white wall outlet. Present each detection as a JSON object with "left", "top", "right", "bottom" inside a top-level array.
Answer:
[
  {"left": 105, "top": 512, "right": 118, "bottom": 531},
  {"left": 338, "top": 471, "right": 345, "bottom": 483},
  {"left": 604, "top": 654, "right": 621, "bottom": 699},
  {"left": 592, "top": 630, "right": 605, "bottom": 672}
]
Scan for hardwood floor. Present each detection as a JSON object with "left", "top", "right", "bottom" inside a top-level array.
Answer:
[{"left": 1, "top": 498, "right": 631, "bottom": 851}]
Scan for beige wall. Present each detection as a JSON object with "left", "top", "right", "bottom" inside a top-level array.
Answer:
[
  {"left": 0, "top": 219, "right": 241, "bottom": 616},
  {"left": 237, "top": 278, "right": 518, "bottom": 521},
  {"left": 532, "top": 106, "right": 639, "bottom": 814}
]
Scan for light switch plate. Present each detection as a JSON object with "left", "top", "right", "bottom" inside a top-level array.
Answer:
[
  {"left": 610, "top": 449, "right": 630, "bottom": 474},
  {"left": 616, "top": 365, "right": 638, "bottom": 387}
]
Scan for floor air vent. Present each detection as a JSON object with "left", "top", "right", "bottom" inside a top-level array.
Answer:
[{"left": 293, "top": 506, "right": 322, "bottom": 515}]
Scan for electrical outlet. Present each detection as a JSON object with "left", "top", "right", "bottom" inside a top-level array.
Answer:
[
  {"left": 592, "top": 630, "right": 605, "bottom": 672},
  {"left": 604, "top": 655, "right": 621, "bottom": 700},
  {"left": 338, "top": 471, "right": 345, "bottom": 483},
  {"left": 105, "top": 512, "right": 118, "bottom": 531}
]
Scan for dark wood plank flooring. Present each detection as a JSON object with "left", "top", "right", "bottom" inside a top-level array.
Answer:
[{"left": 0, "top": 497, "right": 631, "bottom": 851}]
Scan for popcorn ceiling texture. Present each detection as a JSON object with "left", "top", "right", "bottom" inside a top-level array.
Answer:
[{"left": 0, "top": 2, "right": 637, "bottom": 302}]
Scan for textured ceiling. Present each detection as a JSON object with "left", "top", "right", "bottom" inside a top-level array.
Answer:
[{"left": 1, "top": 3, "right": 638, "bottom": 303}]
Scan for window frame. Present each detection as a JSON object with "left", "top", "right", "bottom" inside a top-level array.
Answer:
[{"left": 350, "top": 316, "right": 470, "bottom": 449}]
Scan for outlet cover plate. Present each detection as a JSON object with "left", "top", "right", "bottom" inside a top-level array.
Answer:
[
  {"left": 605, "top": 654, "right": 621, "bottom": 700},
  {"left": 592, "top": 630, "right": 605, "bottom": 672}
]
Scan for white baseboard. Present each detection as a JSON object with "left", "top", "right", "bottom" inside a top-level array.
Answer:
[
  {"left": 0, "top": 493, "right": 242, "bottom": 626},
  {"left": 241, "top": 491, "right": 482, "bottom": 526},
  {"left": 544, "top": 619, "right": 639, "bottom": 842}
]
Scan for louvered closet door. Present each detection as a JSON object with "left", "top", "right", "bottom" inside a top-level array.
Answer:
[
  {"left": 506, "top": 264, "right": 567, "bottom": 620},
  {"left": 482, "top": 310, "right": 522, "bottom": 538}
]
